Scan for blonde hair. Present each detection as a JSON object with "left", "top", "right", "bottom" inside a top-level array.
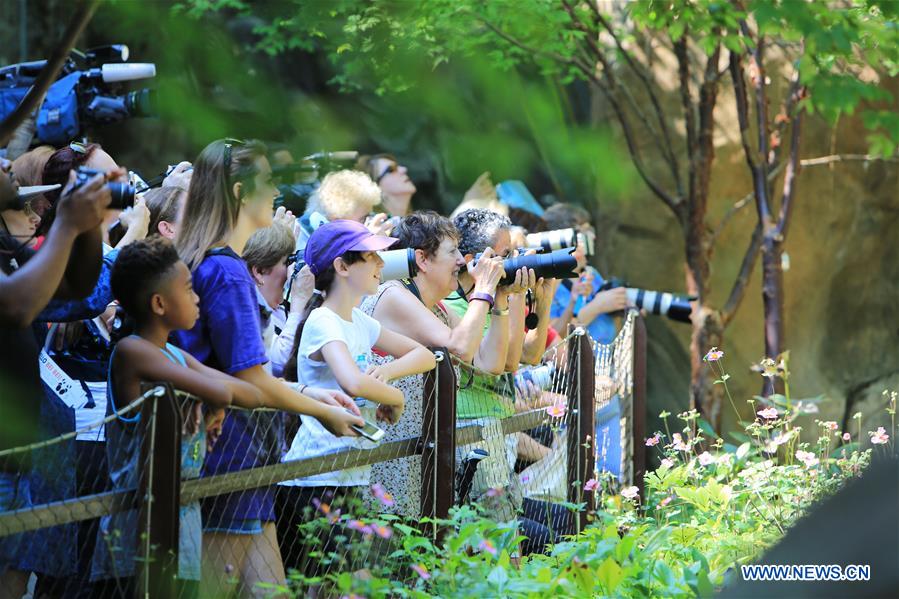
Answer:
[
  {"left": 315, "top": 169, "right": 382, "bottom": 220},
  {"left": 242, "top": 222, "right": 296, "bottom": 272},
  {"left": 176, "top": 139, "right": 267, "bottom": 270}
]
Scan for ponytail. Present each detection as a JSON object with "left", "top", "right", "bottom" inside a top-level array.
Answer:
[{"left": 283, "top": 250, "right": 365, "bottom": 382}]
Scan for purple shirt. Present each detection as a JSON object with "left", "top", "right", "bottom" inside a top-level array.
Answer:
[{"left": 172, "top": 247, "right": 279, "bottom": 524}]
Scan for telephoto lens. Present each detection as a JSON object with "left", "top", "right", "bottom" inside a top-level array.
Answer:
[
  {"left": 514, "top": 363, "right": 555, "bottom": 393},
  {"left": 526, "top": 228, "right": 577, "bottom": 253},
  {"left": 378, "top": 248, "right": 418, "bottom": 282},
  {"left": 497, "top": 247, "right": 579, "bottom": 285},
  {"left": 599, "top": 278, "right": 693, "bottom": 323},
  {"left": 625, "top": 288, "right": 693, "bottom": 323}
]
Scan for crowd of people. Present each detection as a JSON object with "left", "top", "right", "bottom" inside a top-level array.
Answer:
[{"left": 0, "top": 138, "right": 632, "bottom": 598}]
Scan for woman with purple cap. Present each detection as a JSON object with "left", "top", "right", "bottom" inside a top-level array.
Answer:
[{"left": 277, "top": 219, "right": 436, "bottom": 577}]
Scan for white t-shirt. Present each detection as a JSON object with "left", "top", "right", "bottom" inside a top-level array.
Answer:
[{"left": 280, "top": 306, "right": 382, "bottom": 487}]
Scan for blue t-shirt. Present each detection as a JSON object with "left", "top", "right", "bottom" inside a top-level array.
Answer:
[
  {"left": 171, "top": 247, "right": 279, "bottom": 525},
  {"left": 550, "top": 266, "right": 617, "bottom": 345}
]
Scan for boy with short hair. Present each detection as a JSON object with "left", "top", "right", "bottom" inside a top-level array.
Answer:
[{"left": 91, "top": 237, "right": 264, "bottom": 596}]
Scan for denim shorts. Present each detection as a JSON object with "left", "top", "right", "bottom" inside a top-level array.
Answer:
[
  {"left": 203, "top": 517, "right": 264, "bottom": 535},
  {"left": 0, "top": 471, "right": 32, "bottom": 574}
]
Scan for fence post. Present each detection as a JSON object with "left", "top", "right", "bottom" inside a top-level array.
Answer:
[
  {"left": 633, "top": 316, "right": 648, "bottom": 501},
  {"left": 419, "top": 349, "right": 456, "bottom": 537},
  {"left": 136, "top": 383, "right": 181, "bottom": 599},
  {"left": 566, "top": 328, "right": 596, "bottom": 533}
]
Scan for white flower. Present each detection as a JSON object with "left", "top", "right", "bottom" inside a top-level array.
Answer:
[
  {"left": 620, "top": 486, "right": 639, "bottom": 500},
  {"left": 697, "top": 451, "right": 715, "bottom": 466}
]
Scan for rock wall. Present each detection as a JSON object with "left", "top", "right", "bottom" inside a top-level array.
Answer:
[{"left": 599, "top": 90, "right": 898, "bottom": 447}]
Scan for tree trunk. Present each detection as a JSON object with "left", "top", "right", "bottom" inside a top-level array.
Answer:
[
  {"left": 760, "top": 233, "right": 784, "bottom": 395},
  {"left": 683, "top": 225, "right": 724, "bottom": 430}
]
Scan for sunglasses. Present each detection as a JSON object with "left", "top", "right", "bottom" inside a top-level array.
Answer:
[
  {"left": 375, "top": 162, "right": 399, "bottom": 184},
  {"left": 223, "top": 138, "right": 246, "bottom": 199}
]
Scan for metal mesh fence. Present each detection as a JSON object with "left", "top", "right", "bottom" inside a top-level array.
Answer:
[
  {"left": 1, "top": 320, "right": 645, "bottom": 598},
  {"left": 449, "top": 328, "right": 595, "bottom": 556}
]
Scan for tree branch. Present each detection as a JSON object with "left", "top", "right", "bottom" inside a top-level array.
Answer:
[
  {"left": 0, "top": 0, "right": 99, "bottom": 147},
  {"left": 591, "top": 6, "right": 683, "bottom": 197},
  {"left": 711, "top": 160, "right": 787, "bottom": 245},
  {"left": 721, "top": 222, "right": 764, "bottom": 326},
  {"left": 674, "top": 37, "right": 697, "bottom": 203},
  {"left": 481, "top": 16, "right": 680, "bottom": 216},
  {"left": 799, "top": 153, "right": 899, "bottom": 166},
  {"left": 777, "top": 108, "right": 803, "bottom": 238}
]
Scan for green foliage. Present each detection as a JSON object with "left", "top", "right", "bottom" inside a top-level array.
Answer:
[
  {"left": 259, "top": 381, "right": 896, "bottom": 598},
  {"left": 182, "top": 0, "right": 898, "bottom": 160}
]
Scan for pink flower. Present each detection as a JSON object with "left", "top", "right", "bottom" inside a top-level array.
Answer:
[
  {"left": 822, "top": 421, "right": 838, "bottom": 431},
  {"left": 842, "top": 432, "right": 851, "bottom": 442},
  {"left": 373, "top": 524, "right": 393, "bottom": 539},
  {"left": 757, "top": 407, "right": 779, "bottom": 420},
  {"left": 659, "top": 495, "right": 673, "bottom": 507},
  {"left": 660, "top": 457, "right": 675, "bottom": 469},
  {"left": 411, "top": 563, "right": 431, "bottom": 580},
  {"left": 796, "top": 450, "right": 819, "bottom": 468},
  {"left": 704, "top": 347, "right": 724, "bottom": 362},
  {"left": 347, "top": 519, "right": 373, "bottom": 536},
  {"left": 370, "top": 483, "right": 396, "bottom": 508},
  {"left": 478, "top": 539, "right": 497, "bottom": 556},
  {"left": 312, "top": 498, "right": 330, "bottom": 515},
  {"left": 645, "top": 433, "right": 661, "bottom": 447},
  {"left": 583, "top": 478, "right": 600, "bottom": 492},
  {"left": 620, "top": 486, "right": 639, "bottom": 500},
  {"left": 870, "top": 426, "right": 890, "bottom": 445},
  {"left": 698, "top": 451, "right": 715, "bottom": 466},
  {"left": 671, "top": 433, "right": 690, "bottom": 452},
  {"left": 485, "top": 487, "right": 504, "bottom": 498},
  {"left": 546, "top": 403, "right": 567, "bottom": 418}
]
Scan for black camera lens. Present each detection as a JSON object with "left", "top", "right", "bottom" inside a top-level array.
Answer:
[
  {"left": 498, "top": 247, "right": 579, "bottom": 285},
  {"left": 106, "top": 181, "right": 135, "bottom": 210}
]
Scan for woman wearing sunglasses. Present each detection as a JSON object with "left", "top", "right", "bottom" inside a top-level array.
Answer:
[
  {"left": 356, "top": 153, "right": 416, "bottom": 218},
  {"left": 174, "top": 138, "right": 363, "bottom": 596}
]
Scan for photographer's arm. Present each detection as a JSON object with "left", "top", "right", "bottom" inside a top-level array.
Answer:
[
  {"left": 576, "top": 287, "right": 629, "bottom": 325},
  {"left": 55, "top": 168, "right": 126, "bottom": 300},
  {"left": 504, "top": 292, "right": 528, "bottom": 372},
  {"left": 521, "top": 278, "right": 558, "bottom": 366},
  {"left": 375, "top": 286, "right": 492, "bottom": 365},
  {"left": 551, "top": 295, "right": 578, "bottom": 335},
  {"left": 0, "top": 173, "right": 109, "bottom": 326},
  {"left": 53, "top": 224, "right": 103, "bottom": 300}
]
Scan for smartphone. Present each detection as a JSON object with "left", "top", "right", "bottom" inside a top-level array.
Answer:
[{"left": 344, "top": 408, "right": 385, "bottom": 442}]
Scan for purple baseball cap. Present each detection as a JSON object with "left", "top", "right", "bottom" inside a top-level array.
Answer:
[{"left": 304, "top": 219, "right": 398, "bottom": 275}]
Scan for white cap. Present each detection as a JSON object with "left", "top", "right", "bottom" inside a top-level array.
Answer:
[{"left": 16, "top": 184, "right": 61, "bottom": 199}]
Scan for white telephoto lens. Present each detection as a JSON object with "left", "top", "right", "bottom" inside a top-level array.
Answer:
[{"left": 101, "top": 63, "right": 156, "bottom": 83}]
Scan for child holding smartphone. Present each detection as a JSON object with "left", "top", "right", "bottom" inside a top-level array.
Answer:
[{"left": 277, "top": 219, "right": 435, "bottom": 575}]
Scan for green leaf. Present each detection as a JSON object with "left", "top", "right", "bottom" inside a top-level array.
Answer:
[{"left": 597, "top": 557, "right": 625, "bottom": 594}]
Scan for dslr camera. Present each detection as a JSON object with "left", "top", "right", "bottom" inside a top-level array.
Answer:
[
  {"left": 599, "top": 277, "right": 694, "bottom": 323},
  {"left": 72, "top": 167, "right": 135, "bottom": 210}
]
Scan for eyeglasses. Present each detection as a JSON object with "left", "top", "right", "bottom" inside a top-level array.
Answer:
[
  {"left": 222, "top": 138, "right": 245, "bottom": 199},
  {"left": 375, "top": 162, "right": 398, "bottom": 184}
]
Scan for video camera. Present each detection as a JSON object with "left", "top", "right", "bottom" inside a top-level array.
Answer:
[
  {"left": 599, "top": 277, "right": 694, "bottom": 323},
  {"left": 0, "top": 45, "right": 156, "bottom": 146},
  {"left": 272, "top": 150, "right": 359, "bottom": 213}
]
